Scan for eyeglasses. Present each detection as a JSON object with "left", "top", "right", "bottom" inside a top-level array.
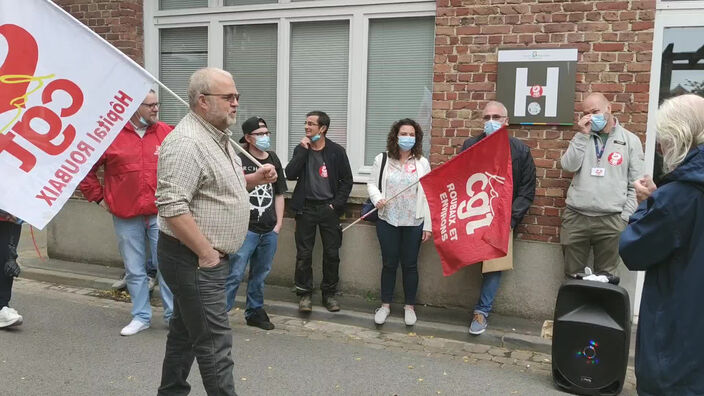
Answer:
[
  {"left": 141, "top": 102, "right": 160, "bottom": 109},
  {"left": 304, "top": 121, "right": 320, "bottom": 127},
  {"left": 202, "top": 93, "right": 240, "bottom": 103},
  {"left": 250, "top": 131, "right": 270, "bottom": 137},
  {"left": 482, "top": 114, "right": 506, "bottom": 121}
]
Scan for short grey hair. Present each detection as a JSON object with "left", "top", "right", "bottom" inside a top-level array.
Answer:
[
  {"left": 656, "top": 94, "right": 704, "bottom": 172},
  {"left": 485, "top": 100, "right": 508, "bottom": 116},
  {"left": 187, "top": 68, "right": 233, "bottom": 110}
]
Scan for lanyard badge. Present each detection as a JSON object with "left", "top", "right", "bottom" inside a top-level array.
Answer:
[{"left": 591, "top": 136, "right": 606, "bottom": 177}]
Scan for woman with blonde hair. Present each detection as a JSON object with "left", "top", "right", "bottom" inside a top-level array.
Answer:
[
  {"left": 367, "top": 118, "right": 432, "bottom": 326},
  {"left": 619, "top": 94, "right": 704, "bottom": 395}
]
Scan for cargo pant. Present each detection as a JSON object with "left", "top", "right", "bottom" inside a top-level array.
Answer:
[{"left": 560, "top": 208, "right": 627, "bottom": 276}]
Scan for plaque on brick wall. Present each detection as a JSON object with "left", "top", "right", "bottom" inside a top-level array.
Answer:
[{"left": 496, "top": 48, "right": 578, "bottom": 125}]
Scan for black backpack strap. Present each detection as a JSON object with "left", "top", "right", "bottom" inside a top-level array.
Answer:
[{"left": 378, "top": 152, "right": 387, "bottom": 193}]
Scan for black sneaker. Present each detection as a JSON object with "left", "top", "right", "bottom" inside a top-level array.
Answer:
[
  {"left": 298, "top": 295, "right": 312, "bottom": 313},
  {"left": 323, "top": 296, "right": 340, "bottom": 312},
  {"left": 246, "top": 308, "right": 275, "bottom": 331}
]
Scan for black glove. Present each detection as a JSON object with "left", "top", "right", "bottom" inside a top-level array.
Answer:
[{"left": 4, "top": 241, "right": 20, "bottom": 278}]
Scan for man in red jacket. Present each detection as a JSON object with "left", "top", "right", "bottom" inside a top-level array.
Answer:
[{"left": 79, "top": 90, "right": 174, "bottom": 336}]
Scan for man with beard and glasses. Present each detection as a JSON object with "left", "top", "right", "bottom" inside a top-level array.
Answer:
[{"left": 155, "top": 67, "right": 277, "bottom": 396}]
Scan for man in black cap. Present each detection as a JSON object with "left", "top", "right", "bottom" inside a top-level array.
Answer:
[{"left": 224, "top": 116, "right": 287, "bottom": 330}]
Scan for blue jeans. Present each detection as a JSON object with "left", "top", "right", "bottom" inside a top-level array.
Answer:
[
  {"left": 376, "top": 219, "right": 423, "bottom": 305},
  {"left": 225, "top": 230, "right": 278, "bottom": 317},
  {"left": 113, "top": 215, "right": 173, "bottom": 323},
  {"left": 474, "top": 271, "right": 502, "bottom": 316}
]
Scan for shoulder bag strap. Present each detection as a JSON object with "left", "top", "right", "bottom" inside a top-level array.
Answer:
[{"left": 378, "top": 152, "right": 387, "bottom": 193}]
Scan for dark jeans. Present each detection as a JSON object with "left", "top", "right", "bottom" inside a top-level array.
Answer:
[
  {"left": 376, "top": 219, "right": 423, "bottom": 305},
  {"left": 0, "top": 222, "right": 21, "bottom": 309},
  {"left": 294, "top": 200, "right": 342, "bottom": 297},
  {"left": 157, "top": 232, "right": 236, "bottom": 396}
]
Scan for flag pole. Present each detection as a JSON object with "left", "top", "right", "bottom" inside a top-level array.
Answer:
[
  {"left": 43, "top": 0, "right": 263, "bottom": 168},
  {"left": 341, "top": 179, "right": 423, "bottom": 233}
]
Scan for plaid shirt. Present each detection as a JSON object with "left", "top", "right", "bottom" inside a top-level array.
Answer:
[{"left": 156, "top": 111, "right": 249, "bottom": 254}]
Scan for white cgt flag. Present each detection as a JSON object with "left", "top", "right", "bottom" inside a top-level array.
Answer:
[{"left": 0, "top": 0, "right": 154, "bottom": 229}]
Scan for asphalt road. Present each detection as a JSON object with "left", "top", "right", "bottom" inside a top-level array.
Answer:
[{"left": 1, "top": 279, "right": 589, "bottom": 396}]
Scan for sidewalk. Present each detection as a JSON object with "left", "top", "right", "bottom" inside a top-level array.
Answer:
[
  {"left": 15, "top": 224, "right": 635, "bottom": 364},
  {"left": 18, "top": 254, "right": 551, "bottom": 352}
]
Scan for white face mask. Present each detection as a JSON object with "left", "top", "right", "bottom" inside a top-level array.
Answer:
[
  {"left": 254, "top": 135, "right": 271, "bottom": 151},
  {"left": 590, "top": 113, "right": 608, "bottom": 132},
  {"left": 398, "top": 136, "right": 416, "bottom": 151}
]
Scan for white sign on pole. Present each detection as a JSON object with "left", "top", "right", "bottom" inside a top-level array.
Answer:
[{"left": 0, "top": 0, "right": 154, "bottom": 229}]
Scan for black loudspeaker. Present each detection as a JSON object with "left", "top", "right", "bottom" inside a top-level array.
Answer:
[{"left": 552, "top": 280, "right": 631, "bottom": 395}]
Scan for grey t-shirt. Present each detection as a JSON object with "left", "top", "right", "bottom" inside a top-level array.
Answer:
[{"left": 305, "top": 149, "right": 334, "bottom": 200}]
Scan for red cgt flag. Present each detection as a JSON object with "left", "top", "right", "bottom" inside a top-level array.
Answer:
[{"left": 420, "top": 127, "right": 513, "bottom": 276}]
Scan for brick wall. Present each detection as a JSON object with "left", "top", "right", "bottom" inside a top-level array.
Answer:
[
  {"left": 53, "top": 0, "right": 144, "bottom": 65},
  {"left": 432, "top": 0, "right": 655, "bottom": 243}
]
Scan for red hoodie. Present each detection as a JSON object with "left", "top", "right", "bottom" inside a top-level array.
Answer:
[{"left": 79, "top": 121, "right": 173, "bottom": 219}]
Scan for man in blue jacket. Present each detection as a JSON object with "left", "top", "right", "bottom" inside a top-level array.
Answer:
[
  {"left": 285, "top": 111, "right": 353, "bottom": 313},
  {"left": 462, "top": 101, "right": 536, "bottom": 335}
]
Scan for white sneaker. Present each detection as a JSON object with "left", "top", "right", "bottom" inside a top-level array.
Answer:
[
  {"left": 120, "top": 318, "right": 150, "bottom": 336},
  {"left": 6, "top": 307, "right": 23, "bottom": 325},
  {"left": 0, "top": 306, "right": 22, "bottom": 328},
  {"left": 404, "top": 306, "right": 417, "bottom": 326},
  {"left": 374, "top": 306, "right": 390, "bottom": 325},
  {"left": 111, "top": 273, "right": 127, "bottom": 290}
]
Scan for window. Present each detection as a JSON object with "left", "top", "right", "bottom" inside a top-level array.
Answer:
[
  {"left": 224, "top": 0, "right": 277, "bottom": 5},
  {"left": 223, "top": 24, "right": 278, "bottom": 142},
  {"left": 147, "top": 1, "right": 436, "bottom": 180},
  {"left": 365, "top": 17, "right": 435, "bottom": 165},
  {"left": 159, "top": 0, "right": 208, "bottom": 10},
  {"left": 289, "top": 21, "right": 350, "bottom": 157},
  {"left": 659, "top": 27, "right": 704, "bottom": 103},
  {"left": 159, "top": 27, "right": 208, "bottom": 125}
]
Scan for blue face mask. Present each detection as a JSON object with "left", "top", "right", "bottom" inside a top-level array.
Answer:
[
  {"left": 484, "top": 120, "right": 503, "bottom": 136},
  {"left": 590, "top": 113, "right": 607, "bottom": 132},
  {"left": 254, "top": 135, "right": 270, "bottom": 151},
  {"left": 139, "top": 116, "right": 150, "bottom": 126},
  {"left": 310, "top": 134, "right": 321, "bottom": 143},
  {"left": 398, "top": 136, "right": 416, "bottom": 151}
]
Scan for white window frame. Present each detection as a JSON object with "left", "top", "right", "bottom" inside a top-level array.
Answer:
[
  {"left": 656, "top": 0, "right": 704, "bottom": 10},
  {"left": 638, "top": 4, "right": 704, "bottom": 318},
  {"left": 143, "top": 0, "right": 436, "bottom": 182}
]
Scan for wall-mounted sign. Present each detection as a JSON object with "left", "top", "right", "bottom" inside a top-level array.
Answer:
[{"left": 496, "top": 48, "right": 578, "bottom": 126}]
